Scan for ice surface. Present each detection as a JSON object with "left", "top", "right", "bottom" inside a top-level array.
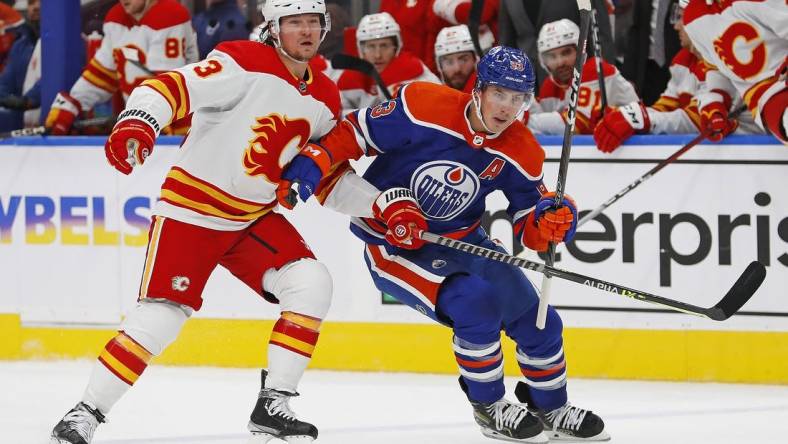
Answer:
[{"left": 4, "top": 361, "right": 787, "bottom": 444}]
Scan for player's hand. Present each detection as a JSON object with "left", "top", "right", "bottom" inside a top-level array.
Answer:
[
  {"left": 276, "top": 143, "right": 332, "bottom": 209},
  {"left": 373, "top": 188, "right": 428, "bottom": 250},
  {"left": 701, "top": 102, "right": 737, "bottom": 142},
  {"left": 534, "top": 192, "right": 578, "bottom": 244},
  {"left": 104, "top": 119, "right": 156, "bottom": 175},
  {"left": 45, "top": 92, "right": 82, "bottom": 135},
  {"left": 593, "top": 102, "right": 650, "bottom": 153}
]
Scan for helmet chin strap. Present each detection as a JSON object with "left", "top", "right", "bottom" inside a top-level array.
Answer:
[{"left": 472, "top": 89, "right": 502, "bottom": 136}]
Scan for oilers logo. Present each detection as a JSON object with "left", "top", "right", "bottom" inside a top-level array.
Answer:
[{"left": 410, "top": 161, "right": 479, "bottom": 220}]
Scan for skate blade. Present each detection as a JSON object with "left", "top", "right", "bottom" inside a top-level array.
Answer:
[
  {"left": 247, "top": 432, "right": 276, "bottom": 444},
  {"left": 545, "top": 429, "right": 611, "bottom": 442},
  {"left": 283, "top": 436, "right": 315, "bottom": 443},
  {"left": 481, "top": 427, "right": 549, "bottom": 443}
]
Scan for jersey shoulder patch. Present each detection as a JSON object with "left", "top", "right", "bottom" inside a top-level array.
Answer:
[
  {"left": 488, "top": 122, "right": 545, "bottom": 180},
  {"left": 400, "top": 82, "right": 470, "bottom": 133}
]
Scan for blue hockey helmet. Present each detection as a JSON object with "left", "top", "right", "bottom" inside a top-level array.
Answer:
[{"left": 475, "top": 46, "right": 536, "bottom": 95}]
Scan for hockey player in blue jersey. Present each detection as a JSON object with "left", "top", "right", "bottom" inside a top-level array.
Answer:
[{"left": 279, "top": 46, "right": 610, "bottom": 443}]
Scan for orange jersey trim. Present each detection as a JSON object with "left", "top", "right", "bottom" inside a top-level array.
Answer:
[{"left": 142, "top": 71, "right": 190, "bottom": 121}]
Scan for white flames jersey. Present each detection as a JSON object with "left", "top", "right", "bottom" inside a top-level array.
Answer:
[
  {"left": 70, "top": 0, "right": 198, "bottom": 111},
  {"left": 682, "top": 0, "right": 787, "bottom": 129},
  {"left": 528, "top": 57, "right": 639, "bottom": 134},
  {"left": 336, "top": 51, "right": 440, "bottom": 114},
  {"left": 647, "top": 49, "right": 707, "bottom": 133},
  {"left": 120, "top": 41, "right": 341, "bottom": 230}
]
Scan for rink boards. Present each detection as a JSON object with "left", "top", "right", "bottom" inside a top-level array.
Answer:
[{"left": 1, "top": 135, "right": 786, "bottom": 383}]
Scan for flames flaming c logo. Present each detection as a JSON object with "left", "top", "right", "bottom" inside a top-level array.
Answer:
[{"left": 243, "top": 113, "right": 312, "bottom": 182}]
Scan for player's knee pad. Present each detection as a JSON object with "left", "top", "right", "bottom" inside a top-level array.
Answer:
[
  {"left": 120, "top": 299, "right": 190, "bottom": 356},
  {"left": 263, "top": 258, "right": 332, "bottom": 319},
  {"left": 437, "top": 274, "right": 501, "bottom": 336}
]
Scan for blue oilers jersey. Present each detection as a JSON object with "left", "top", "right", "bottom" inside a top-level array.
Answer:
[{"left": 321, "top": 81, "right": 547, "bottom": 245}]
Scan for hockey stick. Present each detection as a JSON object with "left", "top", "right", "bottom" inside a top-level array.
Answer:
[
  {"left": 467, "top": 0, "right": 485, "bottom": 57},
  {"left": 0, "top": 116, "right": 115, "bottom": 140},
  {"left": 590, "top": 9, "right": 608, "bottom": 116},
  {"left": 331, "top": 53, "right": 392, "bottom": 100},
  {"left": 417, "top": 230, "right": 766, "bottom": 321},
  {"left": 536, "top": 0, "right": 594, "bottom": 330},
  {"left": 578, "top": 106, "right": 747, "bottom": 227}
]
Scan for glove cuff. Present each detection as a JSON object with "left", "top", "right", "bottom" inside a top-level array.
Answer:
[
  {"left": 117, "top": 108, "right": 163, "bottom": 136},
  {"left": 300, "top": 143, "right": 333, "bottom": 176},
  {"left": 620, "top": 102, "right": 650, "bottom": 132},
  {"left": 373, "top": 187, "right": 417, "bottom": 219},
  {"left": 52, "top": 92, "right": 82, "bottom": 115}
]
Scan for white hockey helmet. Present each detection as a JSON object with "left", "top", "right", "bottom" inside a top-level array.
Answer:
[
  {"left": 356, "top": 12, "right": 402, "bottom": 56},
  {"left": 434, "top": 24, "right": 477, "bottom": 60},
  {"left": 261, "top": 0, "right": 331, "bottom": 45},
  {"left": 537, "top": 19, "right": 579, "bottom": 54},
  {"left": 678, "top": 0, "right": 689, "bottom": 7}
]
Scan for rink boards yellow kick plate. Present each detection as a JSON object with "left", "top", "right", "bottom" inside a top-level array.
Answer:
[{"left": 0, "top": 314, "right": 786, "bottom": 384}]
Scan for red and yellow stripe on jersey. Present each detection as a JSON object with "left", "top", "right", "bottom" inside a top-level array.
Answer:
[
  {"left": 141, "top": 71, "right": 191, "bottom": 123},
  {"left": 743, "top": 76, "right": 781, "bottom": 119},
  {"left": 81, "top": 58, "right": 119, "bottom": 94},
  {"left": 98, "top": 332, "right": 153, "bottom": 385},
  {"left": 160, "top": 167, "right": 276, "bottom": 222},
  {"left": 269, "top": 312, "right": 322, "bottom": 358}
]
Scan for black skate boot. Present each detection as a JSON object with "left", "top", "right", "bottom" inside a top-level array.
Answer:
[
  {"left": 471, "top": 398, "right": 550, "bottom": 443},
  {"left": 515, "top": 381, "right": 610, "bottom": 441},
  {"left": 50, "top": 402, "right": 106, "bottom": 444},
  {"left": 248, "top": 369, "right": 318, "bottom": 443},
  {"left": 459, "top": 376, "right": 547, "bottom": 443}
]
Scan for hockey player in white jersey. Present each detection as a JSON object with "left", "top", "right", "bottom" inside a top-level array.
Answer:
[
  {"left": 594, "top": 0, "right": 765, "bottom": 151},
  {"left": 45, "top": 0, "right": 198, "bottom": 135},
  {"left": 682, "top": 0, "right": 787, "bottom": 144},
  {"left": 528, "top": 19, "right": 639, "bottom": 135},
  {"left": 49, "top": 1, "right": 356, "bottom": 443},
  {"left": 434, "top": 24, "right": 479, "bottom": 93},
  {"left": 336, "top": 12, "right": 439, "bottom": 113}
]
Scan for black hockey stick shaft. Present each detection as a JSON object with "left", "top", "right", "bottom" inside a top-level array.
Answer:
[
  {"left": 538, "top": 0, "right": 594, "bottom": 329},
  {"left": 0, "top": 116, "right": 115, "bottom": 140},
  {"left": 417, "top": 230, "right": 766, "bottom": 321},
  {"left": 331, "top": 53, "right": 392, "bottom": 100},
  {"left": 590, "top": 9, "right": 608, "bottom": 115},
  {"left": 468, "top": 0, "right": 485, "bottom": 57},
  {"left": 578, "top": 106, "right": 747, "bottom": 227}
]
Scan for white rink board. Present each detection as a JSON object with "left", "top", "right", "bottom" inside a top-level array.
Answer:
[{"left": 0, "top": 137, "right": 786, "bottom": 332}]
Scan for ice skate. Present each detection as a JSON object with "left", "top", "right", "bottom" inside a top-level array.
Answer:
[
  {"left": 247, "top": 370, "right": 318, "bottom": 443},
  {"left": 515, "top": 382, "right": 610, "bottom": 441},
  {"left": 471, "top": 398, "right": 549, "bottom": 443},
  {"left": 50, "top": 402, "right": 105, "bottom": 444}
]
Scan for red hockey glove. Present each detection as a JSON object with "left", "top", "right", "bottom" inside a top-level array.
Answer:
[
  {"left": 701, "top": 102, "right": 737, "bottom": 142},
  {"left": 373, "top": 188, "right": 428, "bottom": 250},
  {"left": 45, "top": 92, "right": 82, "bottom": 135},
  {"left": 276, "top": 143, "right": 333, "bottom": 210},
  {"left": 594, "top": 102, "right": 650, "bottom": 153},
  {"left": 104, "top": 119, "right": 156, "bottom": 175}
]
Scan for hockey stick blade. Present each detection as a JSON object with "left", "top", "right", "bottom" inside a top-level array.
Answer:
[
  {"left": 417, "top": 230, "right": 767, "bottom": 321},
  {"left": 704, "top": 261, "right": 766, "bottom": 321}
]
